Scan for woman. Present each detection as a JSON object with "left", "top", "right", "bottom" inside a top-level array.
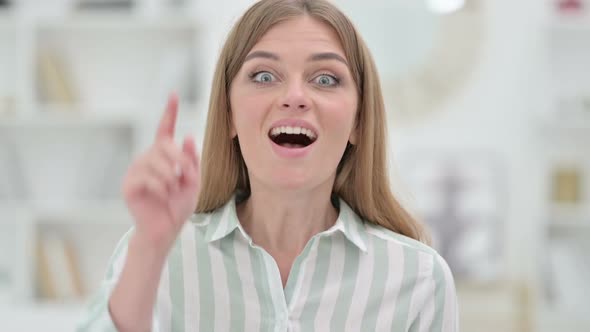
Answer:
[{"left": 77, "top": 0, "right": 458, "bottom": 331}]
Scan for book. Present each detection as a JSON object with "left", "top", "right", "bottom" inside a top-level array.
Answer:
[
  {"left": 36, "top": 234, "right": 57, "bottom": 299},
  {"left": 36, "top": 231, "right": 85, "bottom": 300},
  {"left": 37, "top": 50, "right": 77, "bottom": 106},
  {"left": 551, "top": 166, "right": 583, "bottom": 204}
]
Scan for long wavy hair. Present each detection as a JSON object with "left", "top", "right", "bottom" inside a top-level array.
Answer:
[{"left": 196, "top": 0, "right": 430, "bottom": 244}]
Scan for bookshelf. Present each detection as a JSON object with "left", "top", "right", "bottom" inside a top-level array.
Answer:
[
  {"left": 0, "top": 1, "right": 207, "bottom": 328},
  {"left": 535, "top": 3, "right": 590, "bottom": 331},
  {"left": 0, "top": 12, "right": 17, "bottom": 117}
]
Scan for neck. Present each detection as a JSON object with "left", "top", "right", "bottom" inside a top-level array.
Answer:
[{"left": 237, "top": 184, "right": 338, "bottom": 255}]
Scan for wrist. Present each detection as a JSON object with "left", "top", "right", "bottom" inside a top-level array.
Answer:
[{"left": 129, "top": 231, "right": 172, "bottom": 264}]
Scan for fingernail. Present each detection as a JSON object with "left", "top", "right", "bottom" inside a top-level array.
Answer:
[{"left": 174, "top": 163, "right": 182, "bottom": 177}]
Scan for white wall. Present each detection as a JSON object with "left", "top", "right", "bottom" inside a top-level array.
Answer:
[{"left": 388, "top": 0, "right": 548, "bottom": 285}]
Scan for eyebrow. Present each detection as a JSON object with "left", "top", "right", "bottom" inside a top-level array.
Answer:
[
  {"left": 244, "top": 51, "right": 279, "bottom": 62},
  {"left": 308, "top": 52, "right": 348, "bottom": 65},
  {"left": 244, "top": 50, "right": 348, "bottom": 65}
]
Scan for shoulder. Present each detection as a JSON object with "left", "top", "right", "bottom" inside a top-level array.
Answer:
[
  {"left": 363, "top": 223, "right": 458, "bottom": 329},
  {"left": 363, "top": 222, "right": 438, "bottom": 258},
  {"left": 363, "top": 222, "right": 455, "bottom": 286}
]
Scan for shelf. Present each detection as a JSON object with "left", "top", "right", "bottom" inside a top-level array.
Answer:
[
  {"left": 34, "top": 200, "right": 131, "bottom": 225},
  {"left": 536, "top": 117, "right": 590, "bottom": 132},
  {"left": 0, "top": 109, "right": 138, "bottom": 128},
  {"left": 548, "top": 221, "right": 590, "bottom": 230},
  {"left": 546, "top": 203, "right": 590, "bottom": 222},
  {"left": 0, "top": 4, "right": 203, "bottom": 311},
  {"left": 1, "top": 301, "right": 86, "bottom": 332},
  {"left": 0, "top": 102, "right": 204, "bottom": 130},
  {"left": 537, "top": 307, "right": 590, "bottom": 332},
  {"left": 37, "top": 15, "right": 200, "bottom": 32},
  {"left": 548, "top": 16, "right": 590, "bottom": 34},
  {"left": 0, "top": 200, "right": 132, "bottom": 225},
  {"left": 535, "top": 116, "right": 590, "bottom": 143}
]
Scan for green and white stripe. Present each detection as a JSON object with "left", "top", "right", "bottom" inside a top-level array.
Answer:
[{"left": 77, "top": 196, "right": 458, "bottom": 332}]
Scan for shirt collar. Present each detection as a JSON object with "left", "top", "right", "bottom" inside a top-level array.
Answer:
[{"left": 195, "top": 193, "right": 368, "bottom": 252}]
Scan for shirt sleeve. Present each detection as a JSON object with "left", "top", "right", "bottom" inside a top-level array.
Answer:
[
  {"left": 407, "top": 252, "right": 459, "bottom": 332},
  {"left": 75, "top": 227, "right": 135, "bottom": 332},
  {"left": 408, "top": 252, "right": 460, "bottom": 332},
  {"left": 432, "top": 253, "right": 459, "bottom": 332}
]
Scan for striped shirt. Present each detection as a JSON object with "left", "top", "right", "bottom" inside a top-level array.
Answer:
[{"left": 76, "top": 194, "right": 458, "bottom": 332}]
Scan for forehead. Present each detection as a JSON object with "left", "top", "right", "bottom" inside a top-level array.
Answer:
[{"left": 253, "top": 15, "right": 345, "bottom": 54}]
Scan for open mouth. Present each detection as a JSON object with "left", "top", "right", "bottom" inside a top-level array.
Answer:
[{"left": 268, "top": 126, "right": 317, "bottom": 148}]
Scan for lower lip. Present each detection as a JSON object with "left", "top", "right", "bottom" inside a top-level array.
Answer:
[{"left": 270, "top": 138, "right": 315, "bottom": 158}]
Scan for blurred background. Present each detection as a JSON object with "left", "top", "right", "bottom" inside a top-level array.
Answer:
[{"left": 0, "top": 0, "right": 588, "bottom": 331}]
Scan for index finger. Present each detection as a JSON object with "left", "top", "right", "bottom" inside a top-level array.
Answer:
[{"left": 155, "top": 93, "right": 179, "bottom": 141}]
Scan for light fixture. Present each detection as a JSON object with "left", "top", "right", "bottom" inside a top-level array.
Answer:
[{"left": 426, "top": 0, "right": 465, "bottom": 14}]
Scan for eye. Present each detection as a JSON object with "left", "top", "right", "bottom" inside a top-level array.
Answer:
[
  {"left": 251, "top": 71, "right": 276, "bottom": 84},
  {"left": 313, "top": 74, "right": 340, "bottom": 87}
]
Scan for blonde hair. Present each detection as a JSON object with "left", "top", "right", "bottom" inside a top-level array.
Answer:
[{"left": 196, "top": 0, "right": 430, "bottom": 244}]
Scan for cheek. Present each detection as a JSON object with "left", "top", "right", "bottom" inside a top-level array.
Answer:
[
  {"left": 320, "top": 96, "right": 357, "bottom": 134},
  {"left": 231, "top": 94, "right": 267, "bottom": 133}
]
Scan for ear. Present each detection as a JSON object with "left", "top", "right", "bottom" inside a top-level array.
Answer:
[
  {"left": 230, "top": 124, "right": 237, "bottom": 138},
  {"left": 348, "top": 105, "right": 361, "bottom": 145},
  {"left": 348, "top": 131, "right": 357, "bottom": 145},
  {"left": 229, "top": 109, "right": 237, "bottom": 138},
  {"left": 348, "top": 121, "right": 358, "bottom": 145}
]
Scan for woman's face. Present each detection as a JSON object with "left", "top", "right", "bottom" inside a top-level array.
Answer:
[{"left": 230, "top": 15, "right": 358, "bottom": 191}]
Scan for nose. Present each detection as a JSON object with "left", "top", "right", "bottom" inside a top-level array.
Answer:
[{"left": 278, "top": 79, "right": 311, "bottom": 112}]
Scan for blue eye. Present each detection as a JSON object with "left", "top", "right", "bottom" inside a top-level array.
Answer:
[
  {"left": 251, "top": 71, "right": 275, "bottom": 84},
  {"left": 314, "top": 74, "right": 339, "bottom": 87}
]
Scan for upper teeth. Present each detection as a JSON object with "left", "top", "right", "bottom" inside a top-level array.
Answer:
[{"left": 270, "top": 126, "right": 317, "bottom": 140}]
